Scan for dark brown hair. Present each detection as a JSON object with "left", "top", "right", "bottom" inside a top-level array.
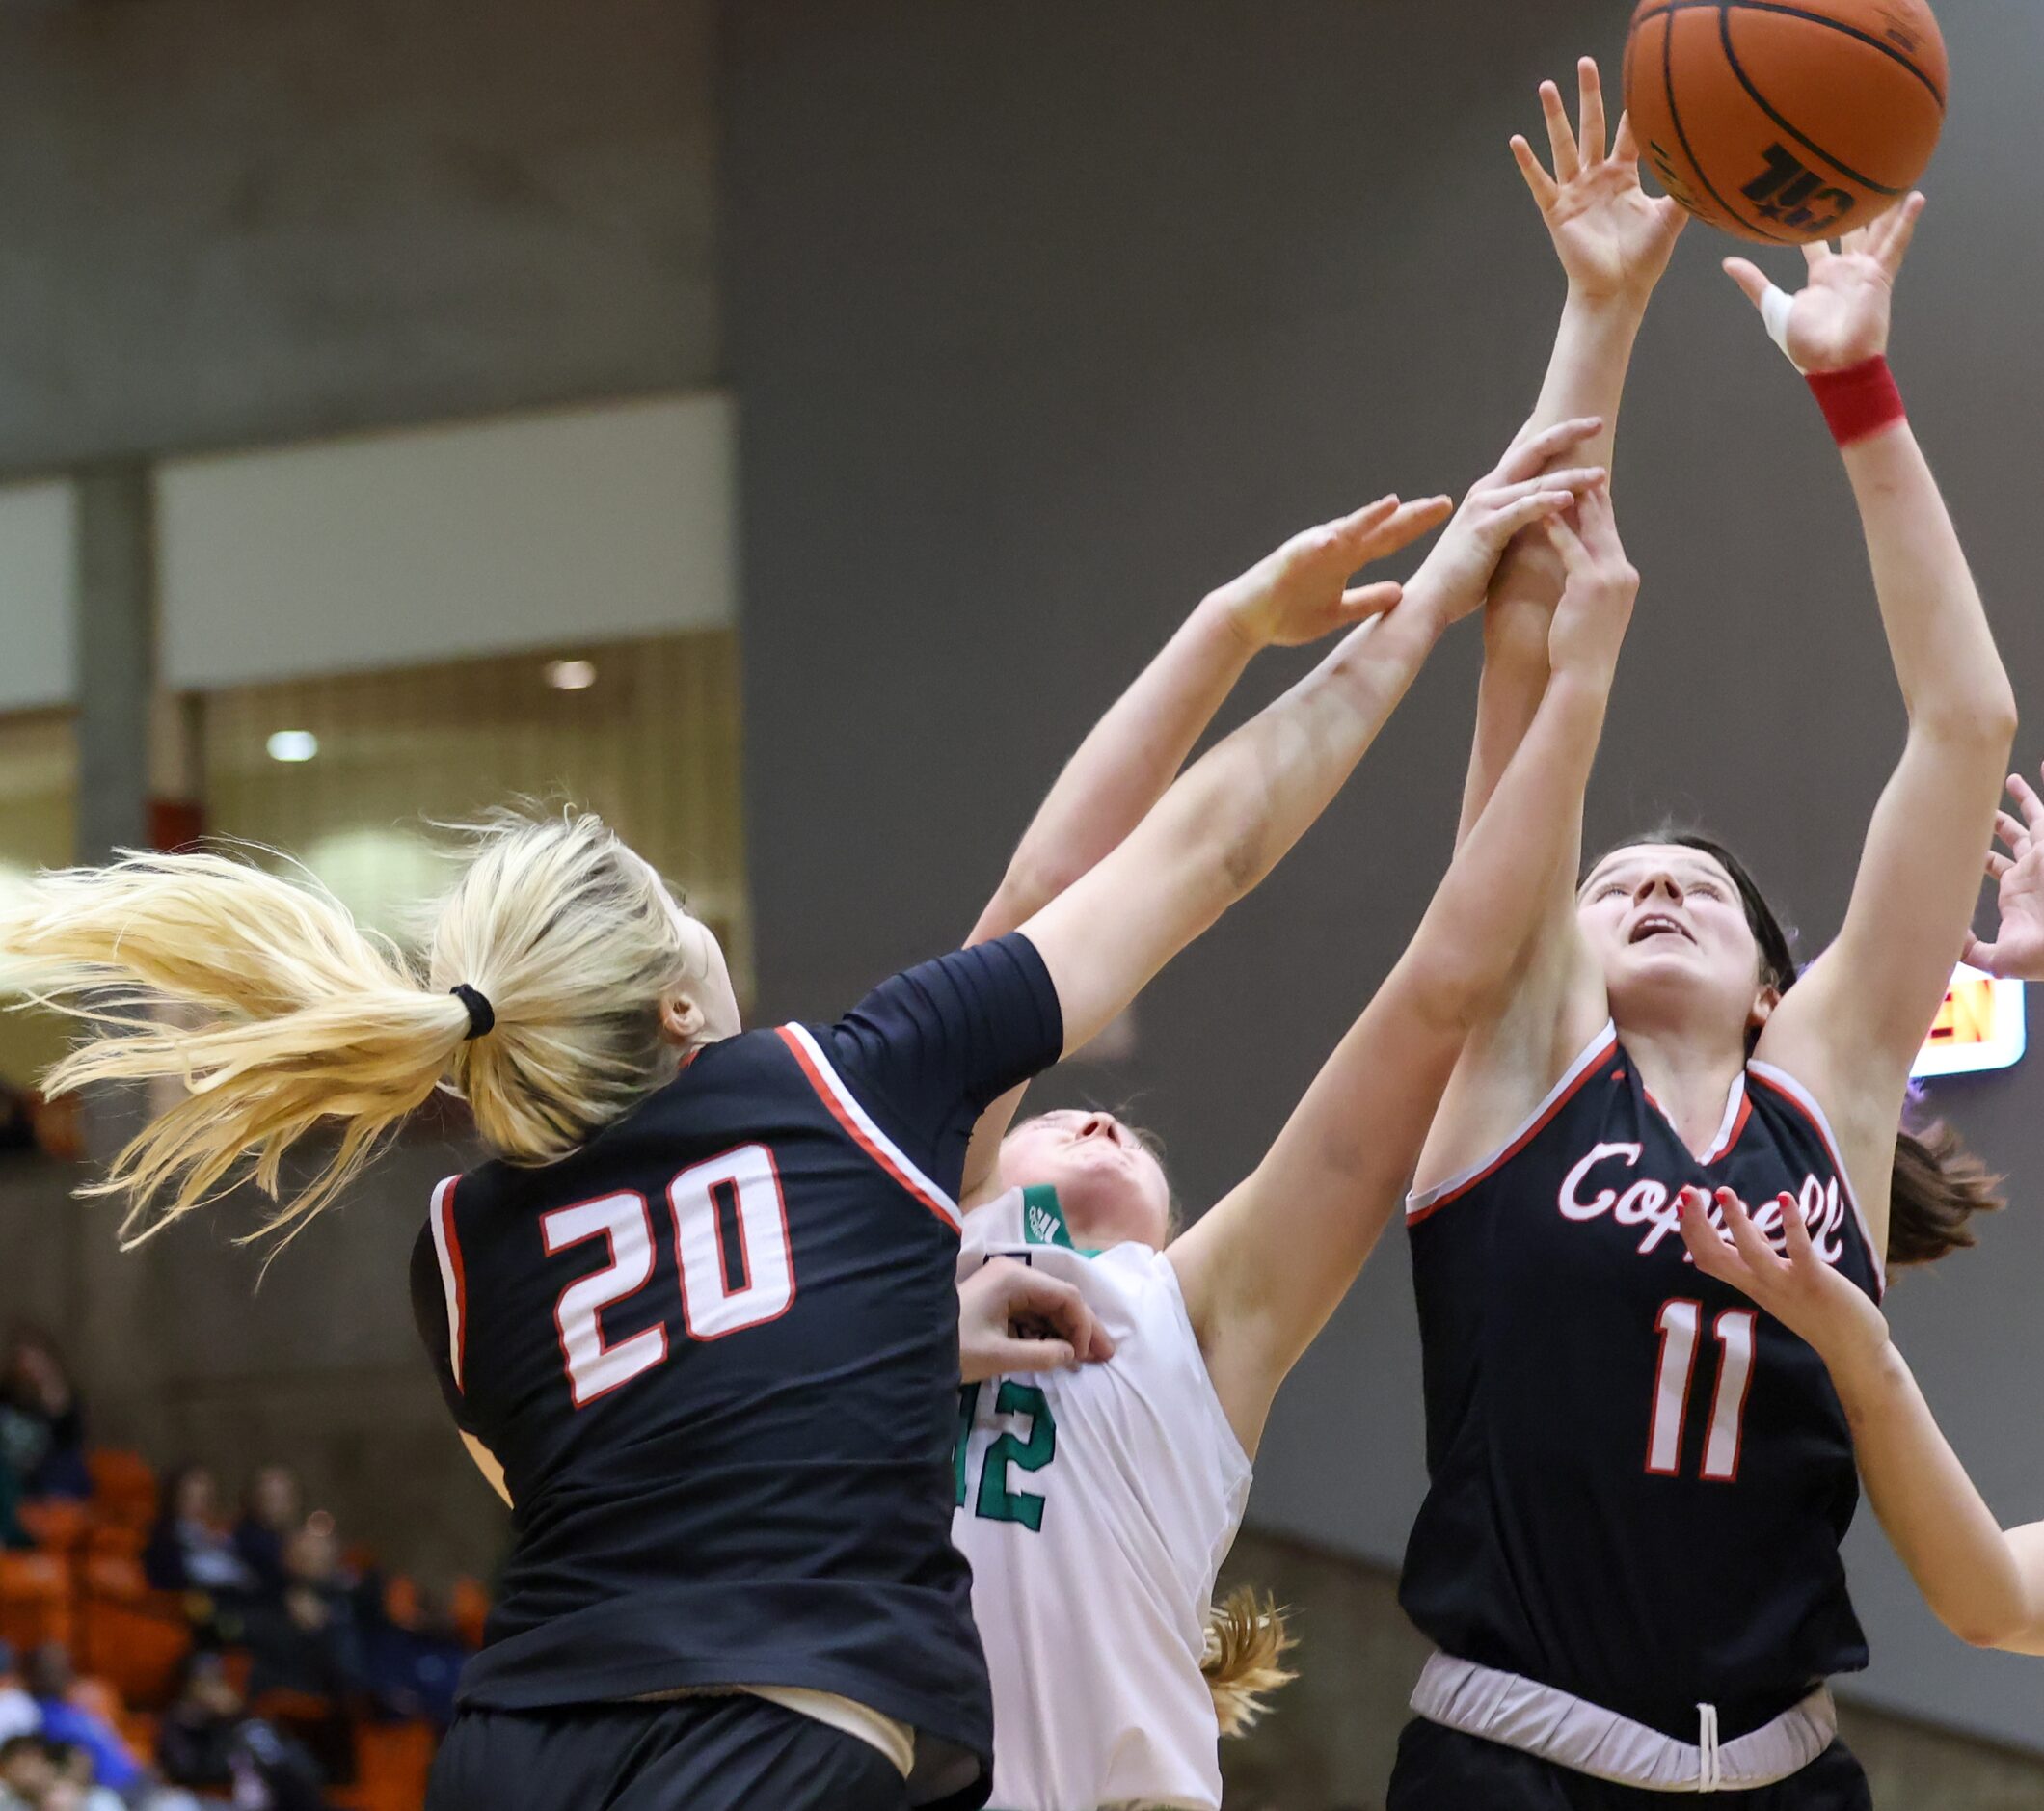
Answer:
[{"left": 1597, "top": 828, "right": 2004, "bottom": 1268}]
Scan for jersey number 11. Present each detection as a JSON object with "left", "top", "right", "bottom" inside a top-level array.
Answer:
[{"left": 1646, "top": 1299, "right": 1757, "bottom": 1482}]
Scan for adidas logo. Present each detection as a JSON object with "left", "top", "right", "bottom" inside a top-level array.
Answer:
[{"left": 1027, "top": 1203, "right": 1061, "bottom": 1245}]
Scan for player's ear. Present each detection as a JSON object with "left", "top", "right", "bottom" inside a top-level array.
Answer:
[
  {"left": 658, "top": 987, "right": 706, "bottom": 1047},
  {"left": 1748, "top": 982, "right": 1782, "bottom": 1032}
]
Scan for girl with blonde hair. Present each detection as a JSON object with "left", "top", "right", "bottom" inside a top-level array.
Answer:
[{"left": 1, "top": 480, "right": 1497, "bottom": 1811}]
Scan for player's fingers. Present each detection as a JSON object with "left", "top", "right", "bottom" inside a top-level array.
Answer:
[
  {"left": 1612, "top": 109, "right": 1640, "bottom": 165},
  {"left": 1338, "top": 581, "right": 1404, "bottom": 619},
  {"left": 1354, "top": 495, "right": 1453, "bottom": 557},
  {"left": 2009, "top": 773, "right": 2044, "bottom": 832},
  {"left": 1776, "top": 1191, "right": 1818, "bottom": 1268},
  {"left": 987, "top": 1335, "right": 1077, "bottom": 1374},
  {"left": 1510, "top": 135, "right": 1561, "bottom": 212},
  {"left": 1994, "top": 809, "right": 2031, "bottom": 856},
  {"left": 1880, "top": 192, "right": 1925, "bottom": 273},
  {"left": 1485, "top": 467, "right": 1608, "bottom": 509},
  {"left": 1488, "top": 491, "right": 1578, "bottom": 543},
  {"left": 1542, "top": 511, "right": 1589, "bottom": 571},
  {"left": 1717, "top": 1186, "right": 1785, "bottom": 1277},
  {"left": 1961, "top": 933, "right": 2002, "bottom": 976},
  {"left": 1722, "top": 257, "right": 1772, "bottom": 311},
  {"left": 1000, "top": 1270, "right": 1108, "bottom": 1354},
  {"left": 1498, "top": 416, "right": 1605, "bottom": 483},
  {"left": 1679, "top": 1188, "right": 1740, "bottom": 1281},
  {"left": 1800, "top": 239, "right": 1830, "bottom": 272},
  {"left": 1988, "top": 851, "right": 2015, "bottom": 882},
  {"left": 1540, "top": 79, "right": 1580, "bottom": 183},
  {"left": 1577, "top": 57, "right": 1607, "bottom": 167}
]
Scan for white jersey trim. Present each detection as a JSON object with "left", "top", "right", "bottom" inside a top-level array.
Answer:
[
  {"left": 1746, "top": 1060, "right": 1885, "bottom": 1295},
  {"left": 777, "top": 1022, "right": 961, "bottom": 1230},
  {"left": 1408, "top": 1022, "right": 1620, "bottom": 1222},
  {"left": 1698, "top": 1072, "right": 1748, "bottom": 1165},
  {"left": 427, "top": 1175, "right": 465, "bottom": 1391}
]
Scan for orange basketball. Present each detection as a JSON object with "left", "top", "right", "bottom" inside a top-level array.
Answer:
[{"left": 1623, "top": 0, "right": 1947, "bottom": 243}]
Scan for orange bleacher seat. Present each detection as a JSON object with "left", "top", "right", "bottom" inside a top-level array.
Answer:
[
  {"left": 332, "top": 1718, "right": 436, "bottom": 1811},
  {"left": 86, "top": 1449, "right": 157, "bottom": 1527},
  {"left": 17, "top": 1499, "right": 89, "bottom": 1554},
  {"left": 76, "top": 1554, "right": 191, "bottom": 1709},
  {"left": 85, "top": 1522, "right": 146, "bottom": 1560},
  {"left": 0, "top": 1550, "right": 72, "bottom": 1650},
  {"left": 383, "top": 1575, "right": 420, "bottom": 1630}
]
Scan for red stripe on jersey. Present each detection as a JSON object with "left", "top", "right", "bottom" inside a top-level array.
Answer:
[
  {"left": 1408, "top": 1030, "right": 1622, "bottom": 1227},
  {"left": 774, "top": 1026, "right": 959, "bottom": 1229},
  {"left": 434, "top": 1176, "right": 469, "bottom": 1392}
]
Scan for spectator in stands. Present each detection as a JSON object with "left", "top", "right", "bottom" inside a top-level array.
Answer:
[
  {"left": 0, "top": 1334, "right": 88, "bottom": 1502},
  {"left": 46, "top": 1744, "right": 121, "bottom": 1811},
  {"left": 0, "top": 1646, "right": 37, "bottom": 1746},
  {"left": 19, "top": 1648, "right": 141, "bottom": 1800},
  {"left": 157, "top": 1657, "right": 326, "bottom": 1811},
  {"left": 143, "top": 1468, "right": 256, "bottom": 1599},
  {"left": 0, "top": 1734, "right": 59, "bottom": 1810},
  {"left": 0, "top": 1452, "right": 29, "bottom": 1553},
  {"left": 244, "top": 1525, "right": 362, "bottom": 1786},
  {"left": 230, "top": 1468, "right": 302, "bottom": 1596}
]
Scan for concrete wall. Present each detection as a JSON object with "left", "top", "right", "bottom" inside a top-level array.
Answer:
[
  {"left": 725, "top": 0, "right": 2044, "bottom": 1754},
  {"left": 0, "top": 0, "right": 715, "bottom": 473}
]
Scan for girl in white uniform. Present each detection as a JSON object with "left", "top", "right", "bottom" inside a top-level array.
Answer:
[{"left": 951, "top": 428, "right": 1643, "bottom": 1809}]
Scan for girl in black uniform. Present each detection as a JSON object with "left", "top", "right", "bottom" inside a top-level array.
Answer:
[
  {"left": 0, "top": 492, "right": 1480, "bottom": 1811},
  {"left": 1391, "top": 64, "right": 2013, "bottom": 1810}
]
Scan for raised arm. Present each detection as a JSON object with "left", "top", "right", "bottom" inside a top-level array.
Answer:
[
  {"left": 1461, "top": 58, "right": 1685, "bottom": 842},
  {"left": 956, "top": 493, "right": 1446, "bottom": 1196},
  {"left": 1747, "top": 200, "right": 2019, "bottom": 1243},
  {"left": 971, "top": 495, "right": 1430, "bottom": 949},
  {"left": 1170, "top": 485, "right": 1638, "bottom": 1450},
  {"left": 1014, "top": 471, "right": 1600, "bottom": 1065},
  {"left": 1681, "top": 1186, "right": 2044, "bottom": 1654}
]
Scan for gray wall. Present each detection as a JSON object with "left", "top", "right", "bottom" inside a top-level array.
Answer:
[
  {"left": 726, "top": 0, "right": 2044, "bottom": 1752},
  {"left": 0, "top": 0, "right": 715, "bottom": 473}
]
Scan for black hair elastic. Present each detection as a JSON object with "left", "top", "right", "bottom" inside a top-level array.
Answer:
[{"left": 450, "top": 984, "right": 497, "bottom": 1041}]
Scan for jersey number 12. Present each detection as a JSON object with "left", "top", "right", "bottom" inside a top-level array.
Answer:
[
  {"left": 1646, "top": 1298, "right": 1757, "bottom": 1482},
  {"left": 542, "top": 1145, "right": 797, "bottom": 1407}
]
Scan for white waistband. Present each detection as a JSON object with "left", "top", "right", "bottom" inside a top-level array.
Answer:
[{"left": 1410, "top": 1654, "right": 1837, "bottom": 1794}]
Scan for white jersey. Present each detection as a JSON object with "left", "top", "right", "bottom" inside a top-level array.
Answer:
[{"left": 954, "top": 1187, "right": 1252, "bottom": 1811}]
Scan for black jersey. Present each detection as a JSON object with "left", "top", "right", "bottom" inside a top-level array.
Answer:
[
  {"left": 408, "top": 934, "right": 1062, "bottom": 1804},
  {"left": 1400, "top": 1022, "right": 1884, "bottom": 1743}
]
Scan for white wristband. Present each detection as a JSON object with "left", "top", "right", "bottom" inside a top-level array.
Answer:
[{"left": 1759, "top": 284, "right": 1805, "bottom": 372}]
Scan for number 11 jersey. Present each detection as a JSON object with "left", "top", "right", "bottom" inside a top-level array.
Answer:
[
  {"left": 1400, "top": 1021, "right": 1885, "bottom": 1744},
  {"left": 408, "top": 934, "right": 1063, "bottom": 1809}
]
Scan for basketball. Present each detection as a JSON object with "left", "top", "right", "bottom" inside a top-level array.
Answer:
[{"left": 1623, "top": 0, "right": 1947, "bottom": 243}]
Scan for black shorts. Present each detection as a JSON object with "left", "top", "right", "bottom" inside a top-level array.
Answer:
[
  {"left": 1388, "top": 1717, "right": 1872, "bottom": 1811},
  {"left": 428, "top": 1694, "right": 911, "bottom": 1811}
]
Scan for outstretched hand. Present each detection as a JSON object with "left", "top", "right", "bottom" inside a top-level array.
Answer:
[
  {"left": 1542, "top": 479, "right": 1637, "bottom": 682},
  {"left": 1678, "top": 1185, "right": 1890, "bottom": 1378},
  {"left": 1724, "top": 192, "right": 1925, "bottom": 372},
  {"left": 1210, "top": 494, "right": 1453, "bottom": 652},
  {"left": 1964, "top": 765, "right": 2044, "bottom": 981},
  {"left": 1403, "top": 417, "right": 1607, "bottom": 628},
  {"left": 1512, "top": 57, "right": 1687, "bottom": 308}
]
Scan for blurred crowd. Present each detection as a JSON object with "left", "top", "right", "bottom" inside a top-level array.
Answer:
[{"left": 0, "top": 1332, "right": 475, "bottom": 1811}]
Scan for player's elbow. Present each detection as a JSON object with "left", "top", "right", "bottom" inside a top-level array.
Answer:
[
  {"left": 1940, "top": 1597, "right": 2031, "bottom": 1653},
  {"left": 1914, "top": 678, "right": 2017, "bottom": 754}
]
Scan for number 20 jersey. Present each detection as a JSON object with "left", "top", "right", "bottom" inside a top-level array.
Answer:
[
  {"left": 1399, "top": 1021, "right": 1885, "bottom": 1743},
  {"left": 408, "top": 935, "right": 1063, "bottom": 1807}
]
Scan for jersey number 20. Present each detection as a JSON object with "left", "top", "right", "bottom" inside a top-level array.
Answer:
[
  {"left": 541, "top": 1145, "right": 796, "bottom": 1407},
  {"left": 1646, "top": 1299, "right": 1757, "bottom": 1482}
]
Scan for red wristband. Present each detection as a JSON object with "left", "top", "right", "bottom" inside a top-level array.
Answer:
[{"left": 1806, "top": 356, "right": 1905, "bottom": 447}]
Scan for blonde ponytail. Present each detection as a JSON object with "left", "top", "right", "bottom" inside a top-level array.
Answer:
[
  {"left": 1201, "top": 1584, "right": 1297, "bottom": 1738},
  {"left": 0, "top": 809, "right": 700, "bottom": 1249}
]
